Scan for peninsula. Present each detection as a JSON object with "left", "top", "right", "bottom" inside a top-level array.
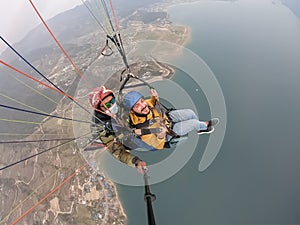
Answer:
[{"left": 0, "top": 1, "right": 191, "bottom": 224}]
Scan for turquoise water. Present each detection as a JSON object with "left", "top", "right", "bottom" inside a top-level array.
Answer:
[{"left": 117, "top": 1, "right": 300, "bottom": 224}]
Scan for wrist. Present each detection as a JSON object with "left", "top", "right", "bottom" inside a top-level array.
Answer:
[{"left": 132, "top": 157, "right": 141, "bottom": 167}]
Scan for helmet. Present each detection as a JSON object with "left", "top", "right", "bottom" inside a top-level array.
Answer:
[
  {"left": 89, "top": 86, "right": 114, "bottom": 108},
  {"left": 123, "top": 91, "right": 143, "bottom": 110}
]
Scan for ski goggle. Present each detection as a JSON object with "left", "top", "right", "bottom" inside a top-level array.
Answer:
[{"left": 104, "top": 97, "right": 116, "bottom": 108}]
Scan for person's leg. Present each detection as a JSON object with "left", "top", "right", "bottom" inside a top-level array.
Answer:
[
  {"left": 168, "top": 109, "right": 198, "bottom": 122},
  {"left": 171, "top": 119, "right": 207, "bottom": 136},
  {"left": 166, "top": 109, "right": 207, "bottom": 140}
]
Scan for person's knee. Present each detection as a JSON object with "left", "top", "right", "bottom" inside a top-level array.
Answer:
[{"left": 186, "top": 109, "right": 197, "bottom": 118}]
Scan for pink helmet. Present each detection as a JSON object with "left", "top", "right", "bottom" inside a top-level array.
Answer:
[{"left": 89, "top": 86, "right": 114, "bottom": 108}]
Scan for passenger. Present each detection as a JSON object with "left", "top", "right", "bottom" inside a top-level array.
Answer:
[
  {"left": 123, "top": 88, "right": 219, "bottom": 149},
  {"left": 89, "top": 86, "right": 155, "bottom": 173}
]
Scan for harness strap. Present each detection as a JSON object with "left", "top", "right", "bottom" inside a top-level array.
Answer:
[
  {"left": 166, "top": 127, "right": 179, "bottom": 138},
  {"left": 132, "top": 118, "right": 157, "bottom": 129},
  {"left": 130, "top": 108, "right": 179, "bottom": 138},
  {"left": 141, "top": 128, "right": 162, "bottom": 135}
]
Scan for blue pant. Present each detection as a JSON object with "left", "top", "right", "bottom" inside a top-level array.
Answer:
[{"left": 167, "top": 109, "right": 207, "bottom": 140}]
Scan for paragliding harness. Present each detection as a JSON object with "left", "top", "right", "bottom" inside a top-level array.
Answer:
[{"left": 118, "top": 72, "right": 183, "bottom": 149}]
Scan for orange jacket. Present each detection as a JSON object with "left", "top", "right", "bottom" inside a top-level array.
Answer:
[{"left": 129, "top": 96, "right": 170, "bottom": 149}]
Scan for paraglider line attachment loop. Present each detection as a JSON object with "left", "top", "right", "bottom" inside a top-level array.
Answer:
[
  {"left": 120, "top": 69, "right": 131, "bottom": 81},
  {"left": 127, "top": 73, "right": 136, "bottom": 78},
  {"left": 144, "top": 193, "right": 156, "bottom": 202},
  {"left": 100, "top": 39, "right": 113, "bottom": 57}
]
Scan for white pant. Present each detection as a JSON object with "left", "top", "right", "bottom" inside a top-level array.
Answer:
[{"left": 167, "top": 109, "right": 207, "bottom": 140}]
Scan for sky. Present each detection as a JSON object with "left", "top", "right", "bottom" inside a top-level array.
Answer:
[{"left": 0, "top": 0, "right": 83, "bottom": 54}]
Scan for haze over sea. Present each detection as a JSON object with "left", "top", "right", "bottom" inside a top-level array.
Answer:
[{"left": 117, "top": 1, "right": 300, "bottom": 224}]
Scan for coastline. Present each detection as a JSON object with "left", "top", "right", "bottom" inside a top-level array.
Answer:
[
  {"left": 3, "top": 1, "right": 299, "bottom": 224},
  {"left": 72, "top": 6, "right": 194, "bottom": 220},
  {"left": 0, "top": 1, "right": 193, "bottom": 225},
  {"left": 106, "top": 2, "right": 193, "bottom": 225},
  {"left": 182, "top": 25, "right": 192, "bottom": 47}
]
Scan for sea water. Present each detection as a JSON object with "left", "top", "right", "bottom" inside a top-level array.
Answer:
[{"left": 117, "top": 1, "right": 300, "bottom": 224}]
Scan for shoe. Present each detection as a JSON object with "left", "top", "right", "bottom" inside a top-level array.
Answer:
[
  {"left": 197, "top": 126, "right": 215, "bottom": 134},
  {"left": 208, "top": 118, "right": 219, "bottom": 127},
  {"left": 197, "top": 118, "right": 219, "bottom": 135}
]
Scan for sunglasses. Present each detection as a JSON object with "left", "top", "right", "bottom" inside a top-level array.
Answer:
[{"left": 103, "top": 97, "right": 116, "bottom": 108}]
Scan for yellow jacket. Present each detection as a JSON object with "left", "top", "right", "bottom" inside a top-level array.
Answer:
[{"left": 129, "top": 96, "right": 170, "bottom": 150}]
